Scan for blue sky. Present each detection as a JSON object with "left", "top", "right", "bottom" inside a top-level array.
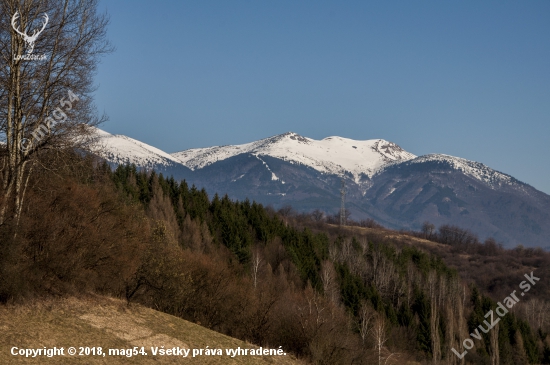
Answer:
[{"left": 94, "top": 1, "right": 550, "bottom": 194}]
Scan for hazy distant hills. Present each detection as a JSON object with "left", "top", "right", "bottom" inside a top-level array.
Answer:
[{"left": 92, "top": 128, "right": 550, "bottom": 248}]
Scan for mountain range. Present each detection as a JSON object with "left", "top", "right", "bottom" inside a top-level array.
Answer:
[{"left": 91, "top": 128, "right": 550, "bottom": 249}]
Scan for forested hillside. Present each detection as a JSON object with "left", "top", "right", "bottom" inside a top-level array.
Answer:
[{"left": 1, "top": 153, "right": 549, "bottom": 364}]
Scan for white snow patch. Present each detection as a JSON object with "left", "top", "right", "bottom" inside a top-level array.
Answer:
[
  {"left": 231, "top": 174, "right": 245, "bottom": 182},
  {"left": 255, "top": 155, "right": 283, "bottom": 183}
]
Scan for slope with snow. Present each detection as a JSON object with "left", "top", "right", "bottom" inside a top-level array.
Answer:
[
  {"left": 91, "top": 128, "right": 184, "bottom": 170},
  {"left": 172, "top": 132, "right": 417, "bottom": 183},
  {"left": 388, "top": 154, "right": 522, "bottom": 190},
  {"left": 92, "top": 128, "right": 519, "bottom": 192}
]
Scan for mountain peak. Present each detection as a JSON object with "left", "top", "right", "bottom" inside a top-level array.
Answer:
[
  {"left": 268, "top": 132, "right": 310, "bottom": 144},
  {"left": 171, "top": 132, "right": 416, "bottom": 180}
]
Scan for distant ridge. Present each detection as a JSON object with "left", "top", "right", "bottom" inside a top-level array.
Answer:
[
  {"left": 172, "top": 132, "right": 416, "bottom": 183},
  {"left": 92, "top": 128, "right": 550, "bottom": 248}
]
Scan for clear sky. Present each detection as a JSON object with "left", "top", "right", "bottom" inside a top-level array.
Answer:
[{"left": 94, "top": 1, "right": 550, "bottom": 194}]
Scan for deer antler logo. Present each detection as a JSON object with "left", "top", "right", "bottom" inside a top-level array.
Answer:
[{"left": 11, "top": 11, "right": 49, "bottom": 55}]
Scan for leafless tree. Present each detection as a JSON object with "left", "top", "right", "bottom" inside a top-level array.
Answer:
[
  {"left": 311, "top": 208, "right": 325, "bottom": 222},
  {"left": 320, "top": 260, "right": 339, "bottom": 305},
  {"left": 360, "top": 218, "right": 382, "bottom": 228},
  {"left": 340, "top": 238, "right": 353, "bottom": 262},
  {"left": 251, "top": 246, "right": 263, "bottom": 289},
  {"left": 489, "top": 320, "right": 499, "bottom": 365},
  {"left": 0, "top": 0, "right": 112, "bottom": 228},
  {"left": 372, "top": 248, "right": 395, "bottom": 297},
  {"left": 371, "top": 314, "right": 389, "bottom": 365},
  {"left": 444, "top": 276, "right": 467, "bottom": 365},
  {"left": 427, "top": 270, "right": 441, "bottom": 364},
  {"left": 421, "top": 221, "right": 436, "bottom": 239},
  {"left": 519, "top": 298, "right": 549, "bottom": 333},
  {"left": 277, "top": 204, "right": 294, "bottom": 218},
  {"left": 358, "top": 300, "right": 374, "bottom": 346}
]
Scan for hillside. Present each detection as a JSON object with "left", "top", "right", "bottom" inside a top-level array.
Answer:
[
  {"left": 1, "top": 154, "right": 548, "bottom": 365},
  {"left": 0, "top": 295, "right": 303, "bottom": 365},
  {"left": 366, "top": 154, "right": 550, "bottom": 247},
  {"left": 323, "top": 222, "right": 550, "bottom": 305}
]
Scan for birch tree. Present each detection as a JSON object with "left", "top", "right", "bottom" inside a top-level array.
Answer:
[
  {"left": 371, "top": 314, "right": 389, "bottom": 365},
  {"left": 427, "top": 270, "right": 441, "bottom": 364},
  {"left": 0, "top": 0, "right": 112, "bottom": 228},
  {"left": 251, "top": 247, "right": 263, "bottom": 289},
  {"left": 358, "top": 300, "right": 374, "bottom": 347},
  {"left": 320, "top": 260, "right": 339, "bottom": 305}
]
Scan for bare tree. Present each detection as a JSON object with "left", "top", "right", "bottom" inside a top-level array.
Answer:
[
  {"left": 371, "top": 248, "right": 395, "bottom": 297},
  {"left": 520, "top": 298, "right": 549, "bottom": 333},
  {"left": 0, "top": 0, "right": 112, "bottom": 228},
  {"left": 296, "top": 285, "right": 328, "bottom": 337},
  {"left": 251, "top": 247, "right": 263, "bottom": 289},
  {"left": 421, "top": 221, "right": 436, "bottom": 239},
  {"left": 427, "top": 270, "right": 441, "bottom": 364},
  {"left": 340, "top": 238, "right": 353, "bottom": 264},
  {"left": 489, "top": 320, "right": 499, "bottom": 365},
  {"left": 360, "top": 218, "right": 382, "bottom": 228},
  {"left": 371, "top": 314, "right": 389, "bottom": 365},
  {"left": 320, "top": 260, "right": 338, "bottom": 305},
  {"left": 277, "top": 204, "right": 294, "bottom": 218},
  {"left": 311, "top": 208, "right": 325, "bottom": 223},
  {"left": 445, "top": 276, "right": 467, "bottom": 365},
  {"left": 358, "top": 300, "right": 374, "bottom": 347}
]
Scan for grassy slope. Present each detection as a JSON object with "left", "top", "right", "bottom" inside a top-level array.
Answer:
[
  {"left": 328, "top": 224, "right": 442, "bottom": 247},
  {"left": 0, "top": 296, "right": 304, "bottom": 365}
]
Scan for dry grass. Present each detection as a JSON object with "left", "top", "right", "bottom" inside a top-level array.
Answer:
[
  {"left": 329, "top": 223, "right": 444, "bottom": 248},
  {"left": 0, "top": 295, "right": 305, "bottom": 365}
]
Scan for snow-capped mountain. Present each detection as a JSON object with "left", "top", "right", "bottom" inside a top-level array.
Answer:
[
  {"left": 91, "top": 128, "right": 550, "bottom": 248},
  {"left": 172, "top": 132, "right": 416, "bottom": 183},
  {"left": 90, "top": 128, "right": 192, "bottom": 179},
  {"left": 91, "top": 128, "right": 180, "bottom": 167}
]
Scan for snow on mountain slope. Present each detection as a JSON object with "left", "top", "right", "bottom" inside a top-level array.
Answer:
[
  {"left": 385, "top": 154, "right": 521, "bottom": 190},
  {"left": 90, "top": 128, "right": 515, "bottom": 191},
  {"left": 172, "top": 132, "right": 416, "bottom": 182},
  {"left": 91, "top": 128, "right": 183, "bottom": 169}
]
